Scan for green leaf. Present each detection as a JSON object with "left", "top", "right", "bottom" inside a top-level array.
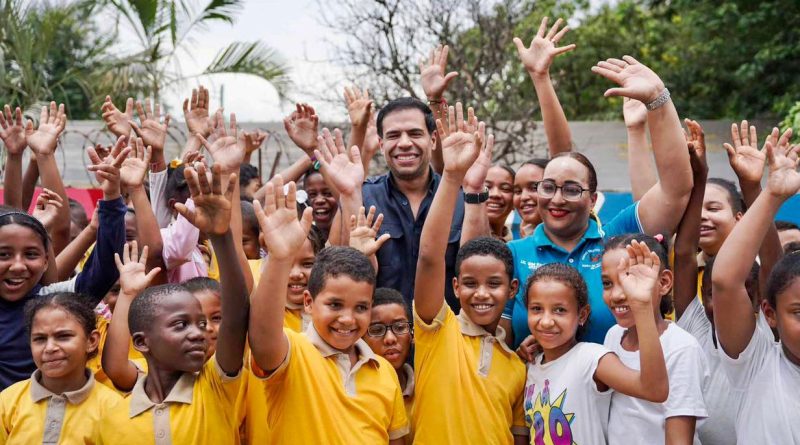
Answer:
[
  {"left": 128, "top": 0, "right": 159, "bottom": 37},
  {"left": 202, "top": 41, "right": 291, "bottom": 98},
  {"left": 199, "top": 0, "right": 242, "bottom": 25}
]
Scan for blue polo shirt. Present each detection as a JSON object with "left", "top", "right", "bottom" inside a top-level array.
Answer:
[
  {"left": 503, "top": 203, "right": 643, "bottom": 347},
  {"left": 362, "top": 169, "right": 464, "bottom": 311}
]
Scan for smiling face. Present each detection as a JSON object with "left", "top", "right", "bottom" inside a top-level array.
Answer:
[
  {"left": 527, "top": 279, "right": 589, "bottom": 360},
  {"left": 514, "top": 163, "right": 545, "bottom": 226},
  {"left": 539, "top": 158, "right": 596, "bottom": 242},
  {"left": 288, "top": 239, "right": 316, "bottom": 305},
  {"left": 699, "top": 184, "right": 741, "bottom": 255},
  {"left": 364, "top": 303, "right": 412, "bottom": 370},
  {"left": 0, "top": 224, "right": 48, "bottom": 302},
  {"left": 30, "top": 307, "right": 99, "bottom": 383},
  {"left": 379, "top": 108, "right": 434, "bottom": 181},
  {"left": 304, "top": 172, "right": 337, "bottom": 230},
  {"left": 304, "top": 275, "right": 373, "bottom": 353},
  {"left": 192, "top": 289, "right": 222, "bottom": 359},
  {"left": 454, "top": 254, "right": 518, "bottom": 332},
  {"left": 601, "top": 247, "right": 669, "bottom": 328},
  {"left": 485, "top": 166, "right": 515, "bottom": 228},
  {"left": 135, "top": 291, "right": 208, "bottom": 373}
]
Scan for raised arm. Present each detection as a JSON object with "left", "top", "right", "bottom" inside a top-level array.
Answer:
[
  {"left": 175, "top": 163, "right": 248, "bottom": 374},
  {"left": 419, "top": 44, "right": 459, "bottom": 174},
  {"left": 240, "top": 129, "right": 268, "bottom": 164},
  {"left": 25, "top": 102, "right": 71, "bottom": 254},
  {"left": 415, "top": 103, "right": 484, "bottom": 323},
  {"left": 254, "top": 156, "right": 313, "bottom": 205},
  {"left": 0, "top": 105, "right": 28, "bottom": 209},
  {"left": 56, "top": 209, "right": 98, "bottom": 281},
  {"left": 724, "top": 122, "right": 784, "bottom": 297},
  {"left": 513, "top": 17, "right": 576, "bottom": 156},
  {"left": 283, "top": 103, "right": 319, "bottom": 159},
  {"left": 101, "top": 96, "right": 133, "bottom": 140},
  {"left": 595, "top": 240, "right": 668, "bottom": 403},
  {"left": 345, "top": 87, "right": 372, "bottom": 158},
  {"left": 623, "top": 98, "right": 657, "bottom": 201},
  {"left": 673, "top": 120, "right": 707, "bottom": 319},
  {"left": 102, "top": 241, "right": 161, "bottom": 391},
  {"left": 249, "top": 176, "right": 313, "bottom": 372},
  {"left": 713, "top": 129, "right": 797, "bottom": 357},
  {"left": 348, "top": 206, "right": 390, "bottom": 271},
  {"left": 460, "top": 130, "right": 494, "bottom": 245}
]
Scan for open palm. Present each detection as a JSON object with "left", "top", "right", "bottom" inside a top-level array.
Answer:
[
  {"left": 115, "top": 242, "right": 161, "bottom": 296},
  {"left": 119, "top": 138, "right": 152, "bottom": 188},
  {"left": 438, "top": 103, "right": 484, "bottom": 176},
  {"left": 176, "top": 164, "right": 236, "bottom": 236},
  {"left": 255, "top": 177, "right": 312, "bottom": 260},
  {"left": 349, "top": 206, "right": 390, "bottom": 257},
  {"left": 419, "top": 45, "right": 458, "bottom": 99},
  {"left": 315, "top": 128, "right": 363, "bottom": 195},
  {"left": 724, "top": 121, "right": 766, "bottom": 183},
  {"left": 283, "top": 103, "right": 319, "bottom": 154},
  {"left": 132, "top": 99, "right": 169, "bottom": 153},
  {"left": 766, "top": 129, "right": 800, "bottom": 199},
  {"left": 513, "top": 17, "right": 575, "bottom": 76},
  {"left": 26, "top": 102, "right": 66, "bottom": 156},
  {"left": 201, "top": 112, "right": 244, "bottom": 172},
  {"left": 101, "top": 96, "right": 133, "bottom": 138},
  {"left": 591, "top": 56, "right": 665, "bottom": 104},
  {"left": 618, "top": 241, "right": 661, "bottom": 308},
  {"left": 0, "top": 106, "right": 27, "bottom": 155}
]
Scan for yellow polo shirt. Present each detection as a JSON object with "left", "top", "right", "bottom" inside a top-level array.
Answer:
[
  {"left": 399, "top": 363, "right": 416, "bottom": 445},
  {"left": 250, "top": 325, "right": 409, "bottom": 444},
  {"left": 92, "top": 356, "right": 242, "bottom": 445},
  {"left": 237, "top": 307, "right": 310, "bottom": 445},
  {"left": 413, "top": 303, "right": 527, "bottom": 444},
  {"left": 87, "top": 316, "right": 147, "bottom": 392},
  {"left": 0, "top": 370, "right": 121, "bottom": 445}
]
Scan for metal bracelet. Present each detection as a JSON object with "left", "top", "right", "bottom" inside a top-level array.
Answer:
[{"left": 646, "top": 88, "right": 671, "bottom": 111}]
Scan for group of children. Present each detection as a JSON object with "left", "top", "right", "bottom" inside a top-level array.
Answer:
[{"left": 1, "top": 16, "right": 799, "bottom": 445}]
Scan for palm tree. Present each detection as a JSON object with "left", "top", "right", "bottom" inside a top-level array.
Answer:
[{"left": 102, "top": 0, "right": 291, "bottom": 103}]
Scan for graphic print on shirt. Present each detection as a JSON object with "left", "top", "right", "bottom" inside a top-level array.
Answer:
[{"left": 524, "top": 379, "right": 576, "bottom": 445}]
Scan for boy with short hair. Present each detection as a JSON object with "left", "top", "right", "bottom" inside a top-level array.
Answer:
[
  {"left": 413, "top": 103, "right": 527, "bottom": 444},
  {"left": 93, "top": 164, "right": 249, "bottom": 445},
  {"left": 248, "top": 176, "right": 408, "bottom": 444}
]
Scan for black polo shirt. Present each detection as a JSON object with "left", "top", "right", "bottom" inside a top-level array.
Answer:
[{"left": 362, "top": 169, "right": 465, "bottom": 311}]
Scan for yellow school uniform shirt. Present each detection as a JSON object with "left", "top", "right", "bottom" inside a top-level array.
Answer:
[
  {"left": 413, "top": 303, "right": 527, "bottom": 444},
  {"left": 237, "top": 306, "right": 310, "bottom": 445},
  {"left": 92, "top": 356, "right": 242, "bottom": 445},
  {"left": 0, "top": 370, "right": 121, "bottom": 445},
  {"left": 250, "top": 325, "right": 409, "bottom": 444},
  {"left": 399, "top": 363, "right": 416, "bottom": 445}
]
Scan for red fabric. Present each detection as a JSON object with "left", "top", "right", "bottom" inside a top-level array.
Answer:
[{"left": 0, "top": 187, "right": 103, "bottom": 215}]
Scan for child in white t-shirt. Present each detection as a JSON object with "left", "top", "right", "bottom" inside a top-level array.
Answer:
[
  {"left": 521, "top": 241, "right": 669, "bottom": 444},
  {"left": 602, "top": 234, "right": 709, "bottom": 445},
  {"left": 710, "top": 132, "right": 800, "bottom": 443}
]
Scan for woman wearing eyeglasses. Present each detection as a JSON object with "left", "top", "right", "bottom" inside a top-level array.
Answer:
[{"left": 501, "top": 56, "right": 695, "bottom": 350}]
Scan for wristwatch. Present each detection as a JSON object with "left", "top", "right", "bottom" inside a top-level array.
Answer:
[{"left": 464, "top": 187, "right": 489, "bottom": 204}]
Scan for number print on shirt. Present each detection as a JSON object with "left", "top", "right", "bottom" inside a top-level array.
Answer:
[{"left": 525, "top": 380, "right": 576, "bottom": 445}]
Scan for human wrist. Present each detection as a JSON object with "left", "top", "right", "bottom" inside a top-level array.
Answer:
[
  {"left": 645, "top": 86, "right": 669, "bottom": 110},
  {"left": 625, "top": 122, "right": 646, "bottom": 131},
  {"left": 529, "top": 69, "right": 551, "bottom": 81},
  {"left": 442, "top": 170, "right": 466, "bottom": 186},
  {"left": 103, "top": 188, "right": 121, "bottom": 201}
]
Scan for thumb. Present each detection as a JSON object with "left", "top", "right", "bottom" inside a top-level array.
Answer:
[
  {"left": 374, "top": 233, "right": 391, "bottom": 250},
  {"left": 443, "top": 72, "right": 459, "bottom": 87},
  {"left": 144, "top": 267, "right": 163, "bottom": 283},
  {"left": 129, "top": 120, "right": 142, "bottom": 137},
  {"left": 603, "top": 88, "right": 629, "bottom": 98},
  {"left": 174, "top": 203, "right": 195, "bottom": 225},
  {"left": 300, "top": 207, "right": 314, "bottom": 234},
  {"left": 512, "top": 37, "right": 526, "bottom": 53},
  {"left": 722, "top": 143, "right": 736, "bottom": 161}
]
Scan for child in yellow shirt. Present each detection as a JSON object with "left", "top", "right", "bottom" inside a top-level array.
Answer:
[
  {"left": 0, "top": 292, "right": 122, "bottom": 444},
  {"left": 413, "top": 104, "right": 527, "bottom": 444},
  {"left": 247, "top": 176, "right": 408, "bottom": 444}
]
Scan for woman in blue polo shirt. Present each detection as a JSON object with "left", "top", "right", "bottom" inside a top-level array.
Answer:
[{"left": 502, "top": 55, "right": 695, "bottom": 348}]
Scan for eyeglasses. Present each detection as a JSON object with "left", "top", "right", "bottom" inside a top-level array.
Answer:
[
  {"left": 536, "top": 180, "right": 590, "bottom": 201},
  {"left": 366, "top": 321, "right": 412, "bottom": 338}
]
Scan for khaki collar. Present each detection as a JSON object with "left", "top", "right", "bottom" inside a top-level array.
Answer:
[
  {"left": 400, "top": 363, "right": 415, "bottom": 398},
  {"left": 29, "top": 369, "right": 94, "bottom": 404},
  {"left": 304, "top": 323, "right": 380, "bottom": 366},
  {"left": 456, "top": 310, "right": 515, "bottom": 355},
  {"left": 285, "top": 301, "right": 304, "bottom": 311},
  {"left": 129, "top": 372, "right": 196, "bottom": 418}
]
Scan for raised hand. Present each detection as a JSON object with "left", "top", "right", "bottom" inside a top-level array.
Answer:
[
  {"left": 463, "top": 134, "right": 495, "bottom": 192},
  {"left": 436, "top": 102, "right": 485, "bottom": 177},
  {"left": 283, "top": 103, "right": 319, "bottom": 155},
  {"left": 344, "top": 87, "right": 373, "bottom": 128},
  {"left": 198, "top": 111, "right": 244, "bottom": 172},
  {"left": 114, "top": 241, "right": 162, "bottom": 297},
  {"left": 723, "top": 120, "right": 767, "bottom": 184},
  {"left": 181, "top": 149, "right": 207, "bottom": 167},
  {"left": 765, "top": 128, "right": 800, "bottom": 199},
  {"left": 101, "top": 96, "right": 133, "bottom": 139},
  {"left": 314, "top": 128, "right": 364, "bottom": 196},
  {"left": 0, "top": 105, "right": 27, "bottom": 155},
  {"left": 361, "top": 114, "right": 380, "bottom": 166},
  {"left": 183, "top": 85, "right": 213, "bottom": 138},
  {"left": 684, "top": 119, "right": 707, "bottom": 175},
  {"left": 87, "top": 135, "right": 130, "bottom": 200},
  {"left": 513, "top": 17, "right": 576, "bottom": 76},
  {"left": 591, "top": 55, "right": 666, "bottom": 104},
  {"left": 349, "top": 206, "right": 391, "bottom": 257},
  {"left": 25, "top": 102, "right": 66, "bottom": 156},
  {"left": 618, "top": 240, "right": 661, "bottom": 309},
  {"left": 252, "top": 175, "right": 313, "bottom": 261},
  {"left": 119, "top": 137, "right": 153, "bottom": 189},
  {"left": 31, "top": 188, "right": 64, "bottom": 230},
  {"left": 419, "top": 44, "right": 458, "bottom": 100},
  {"left": 239, "top": 129, "right": 269, "bottom": 157},
  {"left": 623, "top": 98, "right": 648, "bottom": 129},
  {"left": 174, "top": 163, "right": 237, "bottom": 236},
  {"left": 130, "top": 98, "right": 170, "bottom": 154}
]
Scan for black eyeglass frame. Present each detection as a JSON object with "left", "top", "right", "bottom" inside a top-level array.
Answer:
[
  {"left": 366, "top": 321, "right": 413, "bottom": 338},
  {"left": 536, "top": 180, "right": 591, "bottom": 201}
]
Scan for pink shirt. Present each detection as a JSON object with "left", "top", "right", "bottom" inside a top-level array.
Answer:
[{"left": 160, "top": 199, "right": 208, "bottom": 283}]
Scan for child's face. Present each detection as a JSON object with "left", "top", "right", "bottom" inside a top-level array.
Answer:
[
  {"left": 514, "top": 164, "right": 544, "bottom": 226},
  {"left": 304, "top": 173, "right": 337, "bottom": 230},
  {"left": 364, "top": 303, "right": 412, "bottom": 370},
  {"left": 104, "top": 283, "right": 122, "bottom": 313},
  {"left": 601, "top": 247, "right": 668, "bottom": 328},
  {"left": 287, "top": 239, "right": 316, "bottom": 306},
  {"left": 764, "top": 278, "right": 800, "bottom": 367},
  {"left": 124, "top": 212, "right": 138, "bottom": 243},
  {"left": 0, "top": 224, "right": 48, "bottom": 302},
  {"left": 135, "top": 291, "right": 208, "bottom": 373},
  {"left": 193, "top": 289, "right": 222, "bottom": 359},
  {"left": 485, "top": 166, "right": 514, "bottom": 226},
  {"left": 30, "top": 307, "right": 99, "bottom": 381},
  {"left": 454, "top": 255, "right": 518, "bottom": 332},
  {"left": 304, "top": 275, "right": 372, "bottom": 352},
  {"left": 242, "top": 225, "right": 261, "bottom": 260},
  {"left": 527, "top": 279, "right": 588, "bottom": 353},
  {"left": 242, "top": 178, "right": 261, "bottom": 201},
  {"left": 699, "top": 185, "right": 741, "bottom": 255}
]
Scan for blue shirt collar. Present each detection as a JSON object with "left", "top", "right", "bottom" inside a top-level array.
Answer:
[
  {"left": 532, "top": 217, "right": 603, "bottom": 251},
  {"left": 386, "top": 167, "right": 438, "bottom": 196}
]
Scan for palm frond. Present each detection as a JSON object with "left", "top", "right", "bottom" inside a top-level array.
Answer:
[
  {"left": 202, "top": 41, "right": 291, "bottom": 99},
  {"left": 199, "top": 0, "right": 243, "bottom": 25}
]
